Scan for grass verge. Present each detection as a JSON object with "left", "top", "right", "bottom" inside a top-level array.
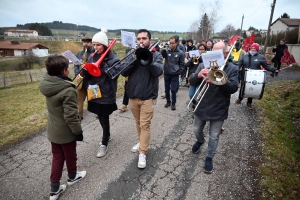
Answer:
[
  {"left": 256, "top": 80, "right": 300, "bottom": 199},
  {"left": 0, "top": 76, "right": 125, "bottom": 150}
]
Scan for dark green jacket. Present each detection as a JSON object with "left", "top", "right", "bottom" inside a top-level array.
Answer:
[{"left": 39, "top": 73, "right": 82, "bottom": 144}]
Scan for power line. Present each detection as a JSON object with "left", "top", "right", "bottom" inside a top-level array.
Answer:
[{"left": 244, "top": 0, "right": 269, "bottom": 18}]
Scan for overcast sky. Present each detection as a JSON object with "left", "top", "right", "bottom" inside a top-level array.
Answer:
[{"left": 0, "top": 0, "right": 299, "bottom": 33}]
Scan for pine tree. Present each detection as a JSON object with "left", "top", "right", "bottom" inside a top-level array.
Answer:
[{"left": 198, "top": 13, "right": 211, "bottom": 41}]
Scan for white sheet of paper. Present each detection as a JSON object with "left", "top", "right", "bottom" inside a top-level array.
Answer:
[
  {"left": 188, "top": 50, "right": 200, "bottom": 58},
  {"left": 121, "top": 30, "right": 136, "bottom": 48},
  {"left": 61, "top": 50, "right": 82, "bottom": 65},
  {"left": 201, "top": 49, "right": 224, "bottom": 68}
]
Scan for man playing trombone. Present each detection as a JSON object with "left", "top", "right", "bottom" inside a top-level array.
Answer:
[
  {"left": 121, "top": 29, "right": 163, "bottom": 169},
  {"left": 189, "top": 41, "right": 239, "bottom": 173}
]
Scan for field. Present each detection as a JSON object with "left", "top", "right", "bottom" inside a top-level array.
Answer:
[{"left": 50, "top": 29, "right": 187, "bottom": 40}]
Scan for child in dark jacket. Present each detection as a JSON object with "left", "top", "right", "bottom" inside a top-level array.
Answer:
[{"left": 39, "top": 55, "right": 86, "bottom": 200}]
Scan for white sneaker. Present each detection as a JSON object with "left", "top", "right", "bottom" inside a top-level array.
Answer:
[
  {"left": 131, "top": 142, "right": 140, "bottom": 153},
  {"left": 97, "top": 145, "right": 108, "bottom": 157},
  {"left": 67, "top": 171, "right": 87, "bottom": 186},
  {"left": 138, "top": 154, "right": 146, "bottom": 168},
  {"left": 50, "top": 184, "right": 66, "bottom": 200}
]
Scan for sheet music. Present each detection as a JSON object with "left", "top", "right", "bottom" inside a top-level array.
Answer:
[
  {"left": 188, "top": 50, "right": 200, "bottom": 58},
  {"left": 121, "top": 30, "right": 136, "bottom": 48},
  {"left": 201, "top": 49, "right": 224, "bottom": 68},
  {"left": 62, "top": 50, "right": 82, "bottom": 65}
]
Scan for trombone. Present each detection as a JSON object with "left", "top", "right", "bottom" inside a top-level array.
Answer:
[
  {"left": 105, "top": 40, "right": 160, "bottom": 79},
  {"left": 187, "top": 41, "right": 237, "bottom": 112}
]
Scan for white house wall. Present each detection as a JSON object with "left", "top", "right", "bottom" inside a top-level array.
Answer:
[
  {"left": 14, "top": 50, "right": 23, "bottom": 56},
  {"left": 32, "top": 49, "right": 48, "bottom": 57}
]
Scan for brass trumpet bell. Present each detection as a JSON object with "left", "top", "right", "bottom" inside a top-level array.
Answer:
[{"left": 207, "top": 69, "right": 228, "bottom": 85}]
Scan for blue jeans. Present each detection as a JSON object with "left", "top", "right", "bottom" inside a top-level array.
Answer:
[
  {"left": 193, "top": 115, "right": 224, "bottom": 158},
  {"left": 189, "top": 85, "right": 197, "bottom": 99},
  {"left": 164, "top": 74, "right": 179, "bottom": 104}
]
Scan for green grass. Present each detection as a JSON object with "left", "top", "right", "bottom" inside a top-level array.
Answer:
[
  {"left": 256, "top": 80, "right": 300, "bottom": 199},
  {"left": 0, "top": 75, "right": 126, "bottom": 150}
]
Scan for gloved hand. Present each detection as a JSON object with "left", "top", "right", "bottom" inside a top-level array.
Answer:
[{"left": 75, "top": 131, "right": 83, "bottom": 141}]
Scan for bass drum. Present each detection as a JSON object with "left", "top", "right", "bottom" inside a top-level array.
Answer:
[{"left": 240, "top": 69, "right": 266, "bottom": 99}]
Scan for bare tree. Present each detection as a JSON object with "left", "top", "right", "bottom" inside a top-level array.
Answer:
[
  {"left": 219, "top": 24, "right": 236, "bottom": 39},
  {"left": 187, "top": 20, "right": 200, "bottom": 40},
  {"left": 198, "top": 0, "right": 222, "bottom": 40}
]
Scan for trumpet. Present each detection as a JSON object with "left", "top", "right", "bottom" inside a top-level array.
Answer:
[
  {"left": 192, "top": 54, "right": 201, "bottom": 65},
  {"left": 72, "top": 38, "right": 117, "bottom": 88},
  {"left": 105, "top": 40, "right": 161, "bottom": 79},
  {"left": 187, "top": 41, "right": 236, "bottom": 112}
]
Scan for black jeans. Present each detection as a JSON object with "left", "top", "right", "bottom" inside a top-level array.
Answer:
[
  {"left": 122, "top": 81, "right": 129, "bottom": 105},
  {"left": 97, "top": 114, "right": 110, "bottom": 146},
  {"left": 273, "top": 59, "right": 282, "bottom": 70}
]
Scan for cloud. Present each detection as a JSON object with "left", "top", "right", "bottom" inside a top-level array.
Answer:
[{"left": 0, "top": 0, "right": 299, "bottom": 34}]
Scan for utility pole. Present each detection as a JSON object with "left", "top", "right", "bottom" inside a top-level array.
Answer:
[
  {"left": 263, "top": 0, "right": 276, "bottom": 55},
  {"left": 240, "top": 14, "right": 244, "bottom": 37}
]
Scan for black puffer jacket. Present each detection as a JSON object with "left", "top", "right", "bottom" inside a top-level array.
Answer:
[
  {"left": 272, "top": 44, "right": 288, "bottom": 61},
  {"left": 85, "top": 50, "right": 121, "bottom": 104},
  {"left": 121, "top": 51, "right": 163, "bottom": 100},
  {"left": 190, "top": 62, "right": 239, "bottom": 121}
]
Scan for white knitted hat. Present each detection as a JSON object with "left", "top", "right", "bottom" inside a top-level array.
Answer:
[{"left": 92, "top": 27, "right": 108, "bottom": 46}]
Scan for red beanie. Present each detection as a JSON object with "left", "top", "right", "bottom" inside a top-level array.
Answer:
[{"left": 250, "top": 43, "right": 259, "bottom": 51}]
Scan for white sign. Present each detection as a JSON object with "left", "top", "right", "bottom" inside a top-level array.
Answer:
[
  {"left": 201, "top": 49, "right": 224, "bottom": 68},
  {"left": 121, "top": 30, "right": 136, "bottom": 48},
  {"left": 188, "top": 50, "right": 200, "bottom": 58},
  {"left": 61, "top": 50, "right": 82, "bottom": 65}
]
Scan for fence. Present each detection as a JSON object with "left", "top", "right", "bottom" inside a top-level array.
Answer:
[{"left": 0, "top": 65, "right": 75, "bottom": 88}]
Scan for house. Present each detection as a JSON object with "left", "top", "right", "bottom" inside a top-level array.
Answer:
[
  {"left": 270, "top": 18, "right": 300, "bottom": 33},
  {"left": 0, "top": 41, "right": 49, "bottom": 57},
  {"left": 4, "top": 29, "right": 38, "bottom": 37}
]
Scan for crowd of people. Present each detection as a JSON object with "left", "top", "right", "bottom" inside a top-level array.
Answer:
[{"left": 39, "top": 28, "right": 281, "bottom": 199}]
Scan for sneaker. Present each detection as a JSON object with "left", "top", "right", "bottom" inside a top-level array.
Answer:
[
  {"left": 171, "top": 104, "right": 176, "bottom": 110},
  {"left": 164, "top": 102, "right": 171, "bottom": 108},
  {"left": 50, "top": 184, "right": 66, "bottom": 200},
  {"left": 203, "top": 157, "right": 213, "bottom": 174},
  {"left": 67, "top": 171, "right": 87, "bottom": 186},
  {"left": 192, "top": 141, "right": 203, "bottom": 154},
  {"left": 118, "top": 104, "right": 127, "bottom": 112},
  {"left": 235, "top": 99, "right": 241, "bottom": 104},
  {"left": 131, "top": 142, "right": 140, "bottom": 153},
  {"left": 221, "top": 127, "right": 225, "bottom": 132},
  {"left": 138, "top": 154, "right": 146, "bottom": 168},
  {"left": 247, "top": 103, "right": 253, "bottom": 110},
  {"left": 97, "top": 145, "right": 108, "bottom": 157},
  {"left": 161, "top": 94, "right": 165, "bottom": 99}
]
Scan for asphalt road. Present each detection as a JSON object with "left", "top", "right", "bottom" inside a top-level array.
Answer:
[{"left": 0, "top": 67, "right": 299, "bottom": 200}]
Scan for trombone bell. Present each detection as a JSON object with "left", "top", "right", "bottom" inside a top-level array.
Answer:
[{"left": 207, "top": 69, "right": 228, "bottom": 85}]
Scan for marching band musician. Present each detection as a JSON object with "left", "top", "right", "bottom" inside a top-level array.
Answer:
[
  {"left": 83, "top": 28, "right": 121, "bottom": 158},
  {"left": 121, "top": 29, "right": 163, "bottom": 169},
  {"left": 161, "top": 35, "right": 185, "bottom": 110},
  {"left": 74, "top": 36, "right": 94, "bottom": 120},
  {"left": 235, "top": 43, "right": 278, "bottom": 109},
  {"left": 189, "top": 41, "right": 239, "bottom": 173},
  {"left": 185, "top": 44, "right": 207, "bottom": 100}
]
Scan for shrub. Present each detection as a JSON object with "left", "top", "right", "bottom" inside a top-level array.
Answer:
[{"left": 14, "top": 53, "right": 41, "bottom": 70}]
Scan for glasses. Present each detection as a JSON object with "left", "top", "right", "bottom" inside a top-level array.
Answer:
[
  {"left": 199, "top": 48, "right": 205, "bottom": 50},
  {"left": 137, "top": 37, "right": 148, "bottom": 41},
  {"left": 169, "top": 42, "right": 176, "bottom": 45}
]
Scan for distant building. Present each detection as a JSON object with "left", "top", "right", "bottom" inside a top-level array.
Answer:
[
  {"left": 0, "top": 41, "right": 48, "bottom": 57},
  {"left": 270, "top": 18, "right": 300, "bottom": 33},
  {"left": 4, "top": 29, "right": 38, "bottom": 37}
]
